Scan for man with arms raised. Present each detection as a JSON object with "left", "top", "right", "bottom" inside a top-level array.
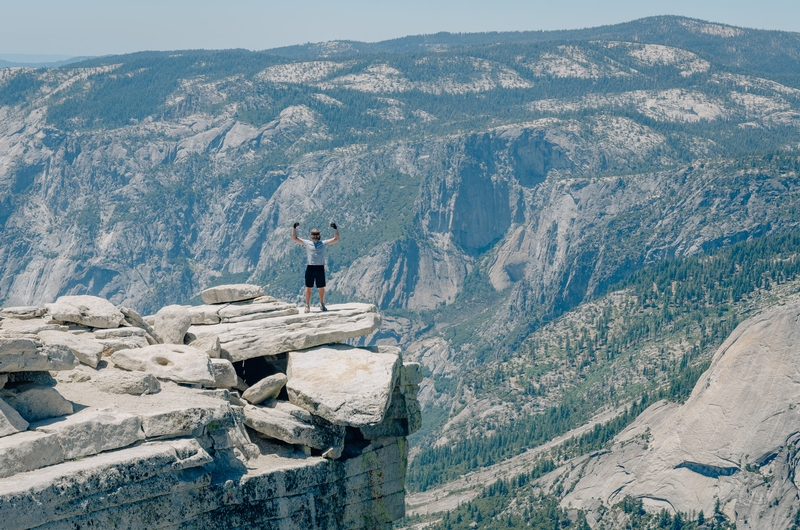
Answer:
[{"left": 292, "top": 222, "right": 339, "bottom": 312}]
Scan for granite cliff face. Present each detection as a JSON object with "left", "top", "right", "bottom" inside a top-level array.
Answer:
[
  {"left": 0, "top": 284, "right": 420, "bottom": 529},
  {"left": 560, "top": 300, "right": 800, "bottom": 528}
]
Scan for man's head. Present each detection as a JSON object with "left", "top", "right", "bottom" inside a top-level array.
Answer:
[{"left": 310, "top": 229, "right": 321, "bottom": 240}]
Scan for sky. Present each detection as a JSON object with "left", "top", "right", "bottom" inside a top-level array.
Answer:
[{"left": 1, "top": 0, "right": 799, "bottom": 60}]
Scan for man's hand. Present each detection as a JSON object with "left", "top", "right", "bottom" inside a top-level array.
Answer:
[
  {"left": 293, "top": 222, "right": 300, "bottom": 229},
  {"left": 330, "top": 222, "right": 337, "bottom": 230}
]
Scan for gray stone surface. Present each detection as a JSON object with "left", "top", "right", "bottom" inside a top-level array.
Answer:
[
  {"left": 287, "top": 344, "right": 401, "bottom": 426},
  {"left": 209, "top": 358, "right": 238, "bottom": 388},
  {"left": 188, "top": 303, "right": 381, "bottom": 362},
  {"left": 201, "top": 284, "right": 265, "bottom": 304},
  {"left": 0, "top": 397, "right": 28, "bottom": 438},
  {"left": 153, "top": 304, "right": 192, "bottom": 344},
  {"left": 0, "top": 339, "right": 78, "bottom": 372},
  {"left": 110, "top": 344, "right": 215, "bottom": 385},
  {"left": 242, "top": 373, "right": 287, "bottom": 404},
  {"left": 0, "top": 374, "right": 5, "bottom": 388},
  {"left": 37, "top": 329, "right": 104, "bottom": 368},
  {"left": 244, "top": 400, "right": 345, "bottom": 451},
  {"left": 46, "top": 295, "right": 124, "bottom": 329},
  {"left": 92, "top": 369, "right": 161, "bottom": 395},
  {"left": 1, "top": 384, "right": 73, "bottom": 422},
  {"left": 562, "top": 301, "right": 800, "bottom": 528}
]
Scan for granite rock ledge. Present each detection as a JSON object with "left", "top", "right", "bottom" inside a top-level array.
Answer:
[{"left": 0, "top": 286, "right": 419, "bottom": 529}]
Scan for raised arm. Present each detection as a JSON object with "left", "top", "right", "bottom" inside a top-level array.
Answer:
[
  {"left": 329, "top": 222, "right": 340, "bottom": 245},
  {"left": 291, "top": 223, "right": 303, "bottom": 245}
]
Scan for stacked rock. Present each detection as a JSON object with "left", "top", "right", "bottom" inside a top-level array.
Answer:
[{"left": 0, "top": 285, "right": 421, "bottom": 530}]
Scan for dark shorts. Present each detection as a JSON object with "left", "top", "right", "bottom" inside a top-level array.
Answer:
[{"left": 305, "top": 265, "right": 326, "bottom": 288}]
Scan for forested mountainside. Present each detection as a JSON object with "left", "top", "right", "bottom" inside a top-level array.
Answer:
[{"left": 2, "top": 15, "right": 800, "bottom": 527}]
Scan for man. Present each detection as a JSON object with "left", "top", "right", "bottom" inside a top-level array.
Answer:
[{"left": 292, "top": 221, "right": 339, "bottom": 312}]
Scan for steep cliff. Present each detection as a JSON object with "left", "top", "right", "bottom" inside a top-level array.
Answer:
[
  {"left": 0, "top": 285, "right": 420, "bottom": 529},
  {"left": 561, "top": 300, "right": 800, "bottom": 528}
]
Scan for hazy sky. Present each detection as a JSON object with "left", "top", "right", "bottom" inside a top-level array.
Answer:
[{"left": 2, "top": 0, "right": 799, "bottom": 59}]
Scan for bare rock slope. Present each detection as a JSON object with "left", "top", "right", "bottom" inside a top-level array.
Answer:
[
  {"left": 562, "top": 300, "right": 800, "bottom": 528},
  {"left": 0, "top": 285, "right": 420, "bottom": 529}
]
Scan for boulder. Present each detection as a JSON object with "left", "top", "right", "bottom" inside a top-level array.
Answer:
[
  {"left": 119, "top": 306, "right": 163, "bottom": 344},
  {"left": 186, "top": 333, "right": 221, "bottom": 358},
  {"left": 242, "top": 373, "right": 287, "bottom": 405},
  {"left": 0, "top": 397, "right": 28, "bottom": 437},
  {"left": 92, "top": 370, "right": 161, "bottom": 395},
  {"left": 209, "top": 359, "right": 238, "bottom": 388},
  {"left": 37, "top": 330, "right": 104, "bottom": 368},
  {"left": 201, "top": 284, "right": 265, "bottom": 304},
  {"left": 243, "top": 400, "right": 345, "bottom": 451},
  {"left": 0, "top": 339, "right": 78, "bottom": 372},
  {"left": 187, "top": 303, "right": 381, "bottom": 362},
  {"left": 0, "top": 306, "right": 46, "bottom": 320},
  {"left": 287, "top": 344, "right": 401, "bottom": 426},
  {"left": 1, "top": 384, "right": 74, "bottom": 422},
  {"left": 153, "top": 305, "right": 192, "bottom": 344},
  {"left": 110, "top": 344, "right": 216, "bottom": 385},
  {"left": 46, "top": 296, "right": 124, "bottom": 329},
  {"left": 0, "top": 374, "right": 6, "bottom": 388}
]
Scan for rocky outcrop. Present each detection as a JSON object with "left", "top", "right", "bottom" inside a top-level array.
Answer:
[
  {"left": 0, "top": 287, "right": 420, "bottom": 529},
  {"left": 187, "top": 302, "right": 381, "bottom": 361},
  {"left": 561, "top": 301, "right": 800, "bottom": 529}
]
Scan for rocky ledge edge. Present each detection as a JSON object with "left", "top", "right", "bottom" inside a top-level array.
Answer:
[{"left": 0, "top": 284, "right": 420, "bottom": 530}]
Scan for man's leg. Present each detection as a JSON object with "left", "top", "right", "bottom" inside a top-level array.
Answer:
[
  {"left": 305, "top": 287, "right": 312, "bottom": 307},
  {"left": 319, "top": 287, "right": 325, "bottom": 306}
]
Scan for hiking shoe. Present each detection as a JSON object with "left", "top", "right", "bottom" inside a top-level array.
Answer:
[
  {"left": 304, "top": 303, "right": 310, "bottom": 313},
  {"left": 320, "top": 303, "right": 328, "bottom": 312}
]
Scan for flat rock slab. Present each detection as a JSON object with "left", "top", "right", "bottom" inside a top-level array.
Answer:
[
  {"left": 0, "top": 397, "right": 28, "bottom": 438},
  {"left": 287, "top": 344, "right": 401, "bottom": 427},
  {"left": 242, "top": 373, "right": 287, "bottom": 405},
  {"left": 201, "top": 284, "right": 265, "bottom": 304},
  {"left": 46, "top": 295, "right": 124, "bottom": 329},
  {"left": 188, "top": 303, "right": 381, "bottom": 362},
  {"left": 244, "top": 400, "right": 344, "bottom": 451},
  {"left": 92, "top": 369, "right": 161, "bottom": 395},
  {"left": 54, "top": 378, "right": 238, "bottom": 440},
  {"left": 32, "top": 409, "right": 145, "bottom": 460},
  {"left": 111, "top": 344, "right": 215, "bottom": 385},
  {"left": 0, "top": 306, "right": 46, "bottom": 320},
  {"left": 0, "top": 339, "right": 78, "bottom": 372},
  {"left": 37, "top": 330, "right": 104, "bottom": 368}
]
